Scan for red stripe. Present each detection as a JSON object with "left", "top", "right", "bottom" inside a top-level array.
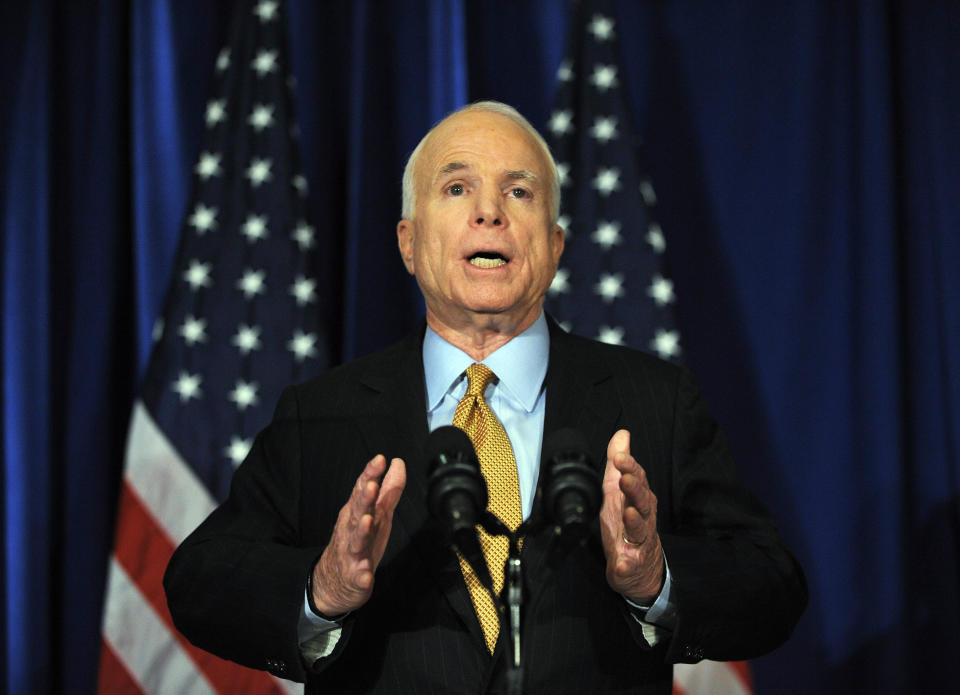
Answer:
[
  {"left": 110, "top": 480, "right": 286, "bottom": 695},
  {"left": 97, "top": 639, "right": 147, "bottom": 695},
  {"left": 729, "top": 661, "right": 753, "bottom": 691}
]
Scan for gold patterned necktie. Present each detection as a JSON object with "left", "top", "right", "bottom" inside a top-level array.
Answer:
[{"left": 452, "top": 363, "right": 523, "bottom": 654}]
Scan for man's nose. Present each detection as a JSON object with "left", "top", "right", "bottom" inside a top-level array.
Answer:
[{"left": 471, "top": 190, "right": 506, "bottom": 228}]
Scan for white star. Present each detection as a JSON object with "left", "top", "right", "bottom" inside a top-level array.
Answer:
[
  {"left": 557, "top": 213, "right": 572, "bottom": 237},
  {"left": 640, "top": 179, "right": 657, "bottom": 205},
  {"left": 549, "top": 267, "right": 571, "bottom": 296},
  {"left": 557, "top": 59, "right": 574, "bottom": 82},
  {"left": 556, "top": 162, "right": 571, "bottom": 187},
  {"left": 178, "top": 315, "right": 207, "bottom": 345},
  {"left": 590, "top": 64, "right": 619, "bottom": 91},
  {"left": 290, "top": 275, "right": 317, "bottom": 306},
  {"left": 651, "top": 329, "right": 681, "bottom": 359},
  {"left": 225, "top": 436, "right": 252, "bottom": 467},
  {"left": 241, "top": 214, "right": 269, "bottom": 243},
  {"left": 188, "top": 204, "right": 218, "bottom": 234},
  {"left": 237, "top": 269, "right": 266, "bottom": 298},
  {"left": 216, "top": 49, "right": 230, "bottom": 72},
  {"left": 595, "top": 272, "right": 625, "bottom": 302},
  {"left": 292, "top": 174, "right": 309, "bottom": 196},
  {"left": 172, "top": 371, "right": 202, "bottom": 403},
  {"left": 589, "top": 116, "right": 619, "bottom": 143},
  {"left": 248, "top": 104, "right": 275, "bottom": 132},
  {"left": 232, "top": 324, "right": 262, "bottom": 354},
  {"left": 251, "top": 49, "right": 278, "bottom": 77},
  {"left": 648, "top": 274, "right": 675, "bottom": 306},
  {"left": 288, "top": 330, "right": 318, "bottom": 361},
  {"left": 597, "top": 325, "right": 625, "bottom": 345},
  {"left": 228, "top": 380, "right": 259, "bottom": 410},
  {"left": 195, "top": 152, "right": 222, "bottom": 180},
  {"left": 548, "top": 109, "right": 574, "bottom": 136},
  {"left": 245, "top": 157, "right": 273, "bottom": 187},
  {"left": 253, "top": 0, "right": 279, "bottom": 22},
  {"left": 292, "top": 220, "right": 315, "bottom": 249},
  {"left": 183, "top": 260, "right": 212, "bottom": 290},
  {"left": 205, "top": 99, "right": 226, "bottom": 127},
  {"left": 592, "top": 167, "right": 621, "bottom": 196},
  {"left": 588, "top": 14, "right": 616, "bottom": 41},
  {"left": 152, "top": 318, "right": 164, "bottom": 342},
  {"left": 591, "top": 220, "right": 621, "bottom": 249},
  {"left": 646, "top": 222, "right": 666, "bottom": 253}
]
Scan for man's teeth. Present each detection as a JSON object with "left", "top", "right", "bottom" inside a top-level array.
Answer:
[{"left": 469, "top": 257, "right": 507, "bottom": 268}]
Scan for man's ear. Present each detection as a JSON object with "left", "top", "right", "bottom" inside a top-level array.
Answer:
[
  {"left": 397, "top": 219, "right": 416, "bottom": 275},
  {"left": 551, "top": 222, "right": 565, "bottom": 265}
]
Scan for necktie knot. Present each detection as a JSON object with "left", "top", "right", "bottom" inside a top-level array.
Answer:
[{"left": 465, "top": 363, "right": 495, "bottom": 397}]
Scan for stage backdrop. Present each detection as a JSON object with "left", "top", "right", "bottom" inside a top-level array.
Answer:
[{"left": 2, "top": 1, "right": 958, "bottom": 693}]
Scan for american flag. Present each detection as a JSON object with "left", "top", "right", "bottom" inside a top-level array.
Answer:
[
  {"left": 543, "top": 1, "right": 752, "bottom": 694},
  {"left": 98, "top": 1, "right": 318, "bottom": 692}
]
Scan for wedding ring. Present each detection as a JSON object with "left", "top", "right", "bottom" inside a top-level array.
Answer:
[{"left": 622, "top": 532, "right": 646, "bottom": 547}]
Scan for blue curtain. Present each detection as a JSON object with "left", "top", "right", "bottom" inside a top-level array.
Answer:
[{"left": 2, "top": 1, "right": 957, "bottom": 693}]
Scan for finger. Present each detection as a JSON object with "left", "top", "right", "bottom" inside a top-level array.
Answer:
[
  {"left": 376, "top": 458, "right": 407, "bottom": 515},
  {"left": 606, "top": 428, "right": 631, "bottom": 462}
]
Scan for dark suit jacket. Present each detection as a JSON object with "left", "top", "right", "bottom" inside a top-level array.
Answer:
[{"left": 164, "top": 319, "right": 807, "bottom": 694}]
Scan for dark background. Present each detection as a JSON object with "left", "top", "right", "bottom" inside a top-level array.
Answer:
[{"left": 2, "top": 1, "right": 958, "bottom": 693}]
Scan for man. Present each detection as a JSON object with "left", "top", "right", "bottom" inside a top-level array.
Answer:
[{"left": 164, "top": 101, "right": 807, "bottom": 694}]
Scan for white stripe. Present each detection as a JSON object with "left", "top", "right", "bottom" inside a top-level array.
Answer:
[
  {"left": 125, "top": 401, "right": 216, "bottom": 543},
  {"left": 103, "top": 558, "right": 216, "bottom": 695},
  {"left": 674, "top": 661, "right": 750, "bottom": 695}
]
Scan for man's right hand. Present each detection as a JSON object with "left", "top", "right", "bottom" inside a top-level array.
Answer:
[{"left": 310, "top": 454, "right": 407, "bottom": 616}]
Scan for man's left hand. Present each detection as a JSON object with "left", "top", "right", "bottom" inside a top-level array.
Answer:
[{"left": 599, "top": 429, "right": 665, "bottom": 604}]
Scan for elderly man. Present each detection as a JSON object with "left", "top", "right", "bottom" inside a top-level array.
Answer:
[{"left": 164, "top": 101, "right": 807, "bottom": 694}]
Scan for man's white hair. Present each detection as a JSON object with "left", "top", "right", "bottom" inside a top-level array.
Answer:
[{"left": 400, "top": 101, "right": 561, "bottom": 225}]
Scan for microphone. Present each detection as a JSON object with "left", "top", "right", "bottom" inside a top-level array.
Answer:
[
  {"left": 541, "top": 428, "right": 601, "bottom": 535},
  {"left": 426, "top": 425, "right": 488, "bottom": 540}
]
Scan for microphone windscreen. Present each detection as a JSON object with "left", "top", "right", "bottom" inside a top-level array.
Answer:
[
  {"left": 542, "top": 427, "right": 590, "bottom": 464},
  {"left": 425, "top": 425, "right": 477, "bottom": 466}
]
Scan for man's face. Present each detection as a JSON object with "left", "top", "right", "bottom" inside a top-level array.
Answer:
[{"left": 397, "top": 110, "right": 564, "bottom": 332}]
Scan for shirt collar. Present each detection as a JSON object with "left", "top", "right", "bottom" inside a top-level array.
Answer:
[{"left": 423, "top": 312, "right": 550, "bottom": 413}]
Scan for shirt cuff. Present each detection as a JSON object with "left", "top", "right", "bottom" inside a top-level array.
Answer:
[
  {"left": 297, "top": 588, "right": 343, "bottom": 661},
  {"left": 623, "top": 554, "right": 677, "bottom": 646}
]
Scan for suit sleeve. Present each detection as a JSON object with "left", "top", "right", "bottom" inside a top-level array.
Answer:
[{"left": 653, "top": 367, "right": 808, "bottom": 663}]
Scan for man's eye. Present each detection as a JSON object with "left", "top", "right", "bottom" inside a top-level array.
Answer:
[
  {"left": 509, "top": 188, "right": 529, "bottom": 199},
  {"left": 447, "top": 183, "right": 465, "bottom": 196}
]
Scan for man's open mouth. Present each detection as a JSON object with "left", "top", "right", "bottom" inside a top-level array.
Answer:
[{"left": 468, "top": 251, "right": 509, "bottom": 268}]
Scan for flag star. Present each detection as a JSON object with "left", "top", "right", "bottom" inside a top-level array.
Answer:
[
  {"left": 557, "top": 59, "right": 574, "bottom": 82},
  {"left": 205, "top": 99, "right": 227, "bottom": 127},
  {"left": 241, "top": 214, "right": 269, "bottom": 242},
  {"left": 640, "top": 179, "right": 657, "bottom": 205},
  {"left": 651, "top": 329, "right": 681, "bottom": 359},
  {"left": 591, "top": 220, "right": 622, "bottom": 249},
  {"left": 597, "top": 325, "right": 625, "bottom": 345},
  {"left": 172, "top": 371, "right": 202, "bottom": 402},
  {"left": 549, "top": 267, "right": 571, "bottom": 296},
  {"left": 248, "top": 104, "right": 275, "bottom": 132},
  {"left": 216, "top": 48, "right": 230, "bottom": 72},
  {"left": 556, "top": 162, "right": 571, "bottom": 187},
  {"left": 290, "top": 275, "right": 317, "bottom": 306},
  {"left": 253, "top": 0, "right": 279, "bottom": 22},
  {"left": 648, "top": 274, "right": 675, "bottom": 306},
  {"left": 589, "top": 116, "right": 619, "bottom": 143},
  {"left": 288, "top": 330, "right": 318, "bottom": 361},
  {"left": 152, "top": 318, "right": 164, "bottom": 342},
  {"left": 225, "top": 436, "right": 252, "bottom": 467},
  {"left": 292, "top": 175, "right": 309, "bottom": 196},
  {"left": 588, "top": 14, "right": 616, "bottom": 41},
  {"left": 595, "top": 272, "right": 625, "bottom": 302},
  {"left": 228, "top": 380, "right": 259, "bottom": 410},
  {"left": 195, "top": 152, "right": 222, "bottom": 180},
  {"left": 232, "top": 324, "right": 262, "bottom": 354},
  {"left": 646, "top": 222, "right": 666, "bottom": 253},
  {"left": 178, "top": 315, "right": 208, "bottom": 345},
  {"left": 251, "top": 49, "right": 278, "bottom": 77},
  {"left": 592, "top": 167, "right": 621, "bottom": 196},
  {"left": 188, "top": 204, "right": 218, "bottom": 234},
  {"left": 183, "top": 260, "right": 213, "bottom": 290},
  {"left": 292, "top": 220, "right": 315, "bottom": 249},
  {"left": 548, "top": 109, "right": 574, "bottom": 136},
  {"left": 237, "top": 269, "right": 266, "bottom": 298},
  {"left": 245, "top": 157, "right": 273, "bottom": 187},
  {"left": 590, "top": 64, "right": 619, "bottom": 91},
  {"left": 557, "top": 213, "right": 572, "bottom": 237}
]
